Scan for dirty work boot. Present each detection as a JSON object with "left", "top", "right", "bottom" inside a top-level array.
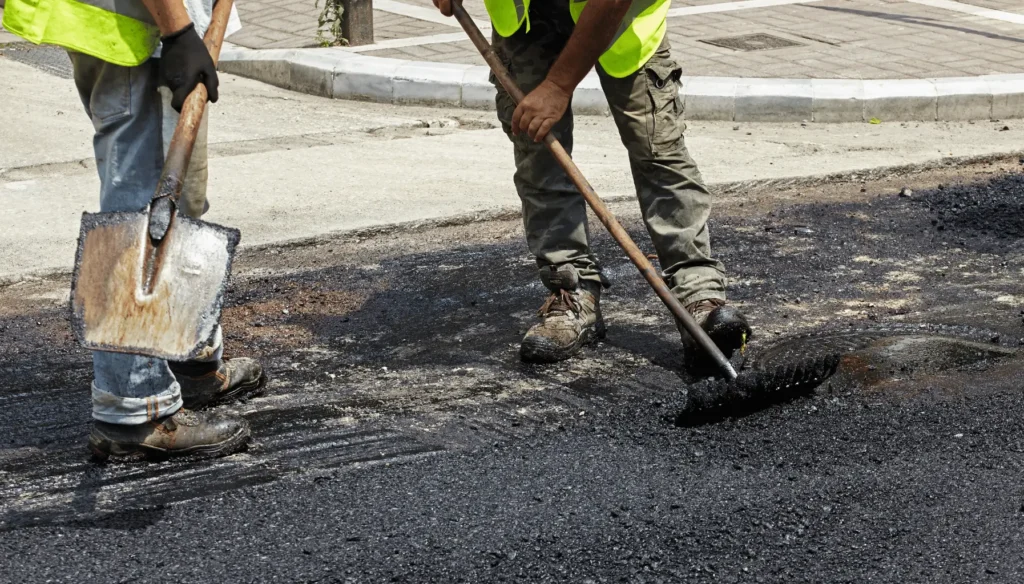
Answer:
[
  {"left": 89, "top": 409, "right": 251, "bottom": 462},
  {"left": 521, "top": 266, "right": 605, "bottom": 363},
  {"left": 679, "top": 299, "right": 753, "bottom": 360},
  {"left": 170, "top": 358, "right": 268, "bottom": 410}
]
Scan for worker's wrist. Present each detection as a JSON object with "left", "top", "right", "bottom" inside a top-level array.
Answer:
[
  {"left": 544, "top": 74, "right": 576, "bottom": 96},
  {"left": 144, "top": 1, "right": 193, "bottom": 37},
  {"left": 161, "top": 22, "right": 196, "bottom": 42},
  {"left": 157, "top": 16, "right": 194, "bottom": 36}
]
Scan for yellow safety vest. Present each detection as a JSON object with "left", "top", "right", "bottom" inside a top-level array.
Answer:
[
  {"left": 2, "top": 0, "right": 160, "bottom": 67},
  {"left": 483, "top": 0, "right": 670, "bottom": 78}
]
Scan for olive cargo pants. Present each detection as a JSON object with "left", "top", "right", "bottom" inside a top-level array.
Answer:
[{"left": 492, "top": 3, "right": 728, "bottom": 305}]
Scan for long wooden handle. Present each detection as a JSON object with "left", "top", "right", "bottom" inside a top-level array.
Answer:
[
  {"left": 154, "top": 0, "right": 234, "bottom": 204},
  {"left": 450, "top": 1, "right": 737, "bottom": 380}
]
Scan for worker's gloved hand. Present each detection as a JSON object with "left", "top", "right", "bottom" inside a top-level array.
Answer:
[
  {"left": 159, "top": 22, "right": 219, "bottom": 112},
  {"left": 513, "top": 79, "right": 571, "bottom": 143},
  {"left": 433, "top": 0, "right": 453, "bottom": 16}
]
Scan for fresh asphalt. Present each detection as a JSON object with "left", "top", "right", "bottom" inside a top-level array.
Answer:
[{"left": 2, "top": 162, "right": 1024, "bottom": 582}]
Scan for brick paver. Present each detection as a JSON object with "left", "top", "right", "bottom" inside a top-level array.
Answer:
[{"left": 230, "top": 0, "right": 1024, "bottom": 79}]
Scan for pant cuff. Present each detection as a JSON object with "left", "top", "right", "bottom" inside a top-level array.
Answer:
[
  {"left": 674, "top": 290, "right": 727, "bottom": 308},
  {"left": 91, "top": 382, "right": 183, "bottom": 425}
]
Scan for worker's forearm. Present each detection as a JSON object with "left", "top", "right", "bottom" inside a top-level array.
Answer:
[
  {"left": 546, "top": 0, "right": 632, "bottom": 94},
  {"left": 141, "top": 0, "right": 193, "bottom": 36}
]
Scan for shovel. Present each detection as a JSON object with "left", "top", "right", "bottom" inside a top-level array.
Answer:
[
  {"left": 70, "top": 0, "right": 239, "bottom": 362},
  {"left": 449, "top": 1, "right": 740, "bottom": 380}
]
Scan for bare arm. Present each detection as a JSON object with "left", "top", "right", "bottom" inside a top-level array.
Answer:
[
  {"left": 434, "top": 0, "right": 630, "bottom": 93},
  {"left": 511, "top": 0, "right": 632, "bottom": 141},
  {"left": 141, "top": 0, "right": 193, "bottom": 35},
  {"left": 431, "top": 0, "right": 634, "bottom": 141},
  {"left": 546, "top": 0, "right": 633, "bottom": 95}
]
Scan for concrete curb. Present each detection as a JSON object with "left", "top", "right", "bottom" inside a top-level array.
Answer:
[{"left": 220, "top": 45, "right": 1024, "bottom": 122}]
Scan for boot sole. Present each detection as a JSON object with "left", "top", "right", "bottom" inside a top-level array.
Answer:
[
  {"left": 682, "top": 322, "right": 752, "bottom": 376},
  {"left": 89, "top": 424, "right": 252, "bottom": 464},
  {"left": 184, "top": 371, "right": 270, "bottom": 411},
  {"left": 520, "top": 319, "right": 607, "bottom": 364}
]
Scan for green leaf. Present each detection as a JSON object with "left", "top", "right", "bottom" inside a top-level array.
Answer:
[
  {"left": 315, "top": 0, "right": 346, "bottom": 46},
  {"left": 869, "top": 117, "right": 882, "bottom": 125}
]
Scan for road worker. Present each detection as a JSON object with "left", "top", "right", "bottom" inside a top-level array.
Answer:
[
  {"left": 3, "top": 0, "right": 265, "bottom": 460},
  {"left": 433, "top": 0, "right": 752, "bottom": 364}
]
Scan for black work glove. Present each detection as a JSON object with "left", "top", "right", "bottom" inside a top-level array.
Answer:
[{"left": 159, "top": 22, "right": 219, "bottom": 112}]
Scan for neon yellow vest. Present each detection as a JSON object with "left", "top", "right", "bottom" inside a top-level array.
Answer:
[
  {"left": 483, "top": 0, "right": 670, "bottom": 78},
  {"left": 2, "top": 0, "right": 160, "bottom": 67}
]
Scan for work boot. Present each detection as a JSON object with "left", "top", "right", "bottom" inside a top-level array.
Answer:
[
  {"left": 89, "top": 409, "right": 251, "bottom": 462},
  {"left": 170, "top": 358, "right": 268, "bottom": 410},
  {"left": 520, "top": 265, "right": 606, "bottom": 363},
  {"left": 678, "top": 299, "right": 752, "bottom": 360}
]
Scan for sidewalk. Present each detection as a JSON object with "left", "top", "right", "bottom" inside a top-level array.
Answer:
[
  {"left": 3, "top": 1, "right": 1024, "bottom": 119},
  {"left": 221, "top": 0, "right": 1024, "bottom": 121},
  {"left": 235, "top": 0, "right": 1024, "bottom": 79}
]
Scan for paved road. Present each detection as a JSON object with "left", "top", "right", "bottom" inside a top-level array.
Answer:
[{"left": 2, "top": 159, "right": 1023, "bottom": 582}]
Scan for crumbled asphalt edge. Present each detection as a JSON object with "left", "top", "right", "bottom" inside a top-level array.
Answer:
[
  {"left": 101, "top": 152, "right": 1024, "bottom": 279},
  {"left": 917, "top": 172, "right": 1024, "bottom": 253}
]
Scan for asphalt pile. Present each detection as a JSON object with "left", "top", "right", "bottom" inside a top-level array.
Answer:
[{"left": 922, "top": 173, "right": 1024, "bottom": 251}]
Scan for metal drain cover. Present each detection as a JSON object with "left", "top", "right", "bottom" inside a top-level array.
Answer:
[
  {"left": 0, "top": 42, "right": 73, "bottom": 78},
  {"left": 700, "top": 33, "right": 803, "bottom": 52}
]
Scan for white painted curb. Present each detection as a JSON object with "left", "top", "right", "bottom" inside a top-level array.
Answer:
[{"left": 220, "top": 45, "right": 1024, "bottom": 122}]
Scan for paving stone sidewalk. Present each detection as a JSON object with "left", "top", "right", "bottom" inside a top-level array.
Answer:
[{"left": 233, "top": 0, "right": 1024, "bottom": 80}]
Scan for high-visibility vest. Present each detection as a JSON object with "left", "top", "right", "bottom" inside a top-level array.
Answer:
[
  {"left": 2, "top": 0, "right": 160, "bottom": 67},
  {"left": 483, "top": 0, "right": 670, "bottom": 78}
]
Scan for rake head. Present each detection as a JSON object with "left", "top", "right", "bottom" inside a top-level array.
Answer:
[{"left": 675, "top": 353, "right": 842, "bottom": 427}]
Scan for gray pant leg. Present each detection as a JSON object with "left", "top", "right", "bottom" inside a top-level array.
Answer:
[
  {"left": 70, "top": 52, "right": 183, "bottom": 424},
  {"left": 597, "top": 40, "right": 728, "bottom": 305}
]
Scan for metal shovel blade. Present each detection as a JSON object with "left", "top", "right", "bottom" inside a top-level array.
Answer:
[{"left": 70, "top": 208, "right": 240, "bottom": 361}]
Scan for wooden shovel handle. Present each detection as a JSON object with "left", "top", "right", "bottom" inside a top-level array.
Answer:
[
  {"left": 449, "top": 0, "right": 738, "bottom": 380},
  {"left": 154, "top": 0, "right": 234, "bottom": 204}
]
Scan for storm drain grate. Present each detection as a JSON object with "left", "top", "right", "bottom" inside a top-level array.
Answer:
[
  {"left": 700, "top": 33, "right": 804, "bottom": 52},
  {"left": 0, "top": 42, "right": 74, "bottom": 79}
]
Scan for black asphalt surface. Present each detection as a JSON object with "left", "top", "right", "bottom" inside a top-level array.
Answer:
[{"left": 2, "top": 163, "right": 1024, "bottom": 582}]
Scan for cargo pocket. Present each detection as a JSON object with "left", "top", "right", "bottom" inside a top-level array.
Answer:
[
  {"left": 70, "top": 52, "right": 133, "bottom": 127},
  {"left": 643, "top": 59, "right": 684, "bottom": 157}
]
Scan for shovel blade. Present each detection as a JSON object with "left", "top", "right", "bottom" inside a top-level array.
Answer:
[{"left": 70, "top": 210, "right": 240, "bottom": 361}]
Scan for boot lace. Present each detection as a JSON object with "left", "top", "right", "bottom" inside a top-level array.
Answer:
[
  {"left": 686, "top": 298, "right": 725, "bottom": 318},
  {"left": 537, "top": 289, "right": 581, "bottom": 318}
]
